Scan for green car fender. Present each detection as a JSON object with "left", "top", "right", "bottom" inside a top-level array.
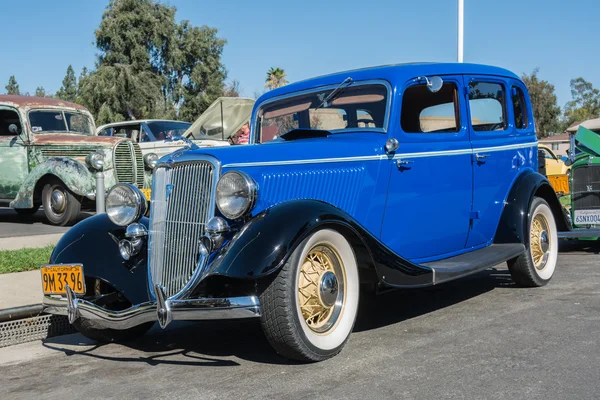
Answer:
[{"left": 10, "top": 157, "right": 95, "bottom": 209}]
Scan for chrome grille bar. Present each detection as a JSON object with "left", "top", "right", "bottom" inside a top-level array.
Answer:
[{"left": 148, "top": 160, "right": 218, "bottom": 298}]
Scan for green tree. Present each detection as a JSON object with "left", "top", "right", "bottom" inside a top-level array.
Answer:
[
  {"left": 55, "top": 65, "right": 78, "bottom": 102},
  {"left": 264, "top": 67, "right": 288, "bottom": 90},
  {"left": 79, "top": 0, "right": 226, "bottom": 124},
  {"left": 35, "top": 87, "right": 46, "bottom": 97},
  {"left": 563, "top": 77, "right": 600, "bottom": 126},
  {"left": 167, "top": 21, "right": 227, "bottom": 121},
  {"left": 521, "top": 68, "right": 561, "bottom": 138},
  {"left": 5, "top": 75, "right": 19, "bottom": 95}
]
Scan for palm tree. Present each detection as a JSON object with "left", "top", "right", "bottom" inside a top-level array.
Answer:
[{"left": 265, "top": 67, "right": 288, "bottom": 90}]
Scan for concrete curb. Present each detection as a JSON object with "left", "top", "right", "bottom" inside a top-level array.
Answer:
[{"left": 0, "top": 233, "right": 63, "bottom": 251}]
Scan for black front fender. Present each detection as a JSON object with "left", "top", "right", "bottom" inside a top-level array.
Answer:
[
  {"left": 50, "top": 214, "right": 150, "bottom": 304},
  {"left": 205, "top": 200, "right": 433, "bottom": 287},
  {"left": 494, "top": 170, "right": 569, "bottom": 245}
]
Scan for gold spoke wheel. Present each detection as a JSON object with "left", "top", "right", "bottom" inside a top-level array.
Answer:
[
  {"left": 530, "top": 213, "right": 550, "bottom": 270},
  {"left": 297, "top": 244, "right": 345, "bottom": 333}
]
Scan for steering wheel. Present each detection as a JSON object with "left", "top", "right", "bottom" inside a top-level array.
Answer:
[{"left": 346, "top": 119, "right": 376, "bottom": 128}]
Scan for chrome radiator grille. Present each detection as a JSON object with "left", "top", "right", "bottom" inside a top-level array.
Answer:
[
  {"left": 114, "top": 141, "right": 144, "bottom": 187},
  {"left": 572, "top": 165, "right": 600, "bottom": 212},
  {"left": 148, "top": 161, "right": 217, "bottom": 298}
]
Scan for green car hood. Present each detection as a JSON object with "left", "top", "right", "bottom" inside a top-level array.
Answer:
[
  {"left": 575, "top": 126, "right": 600, "bottom": 157},
  {"left": 183, "top": 97, "right": 255, "bottom": 141}
]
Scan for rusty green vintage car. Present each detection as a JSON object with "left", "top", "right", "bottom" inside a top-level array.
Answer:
[{"left": 0, "top": 95, "right": 153, "bottom": 226}]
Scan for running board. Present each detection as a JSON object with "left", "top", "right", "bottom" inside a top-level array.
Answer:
[
  {"left": 558, "top": 229, "right": 600, "bottom": 239},
  {"left": 422, "top": 243, "right": 526, "bottom": 285}
]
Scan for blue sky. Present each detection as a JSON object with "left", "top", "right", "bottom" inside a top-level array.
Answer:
[{"left": 1, "top": 0, "right": 598, "bottom": 109}]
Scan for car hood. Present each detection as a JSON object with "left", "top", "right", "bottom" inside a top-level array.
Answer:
[
  {"left": 161, "top": 133, "right": 386, "bottom": 168},
  {"left": 33, "top": 133, "right": 123, "bottom": 147},
  {"left": 183, "top": 97, "right": 255, "bottom": 141},
  {"left": 575, "top": 126, "right": 600, "bottom": 157}
]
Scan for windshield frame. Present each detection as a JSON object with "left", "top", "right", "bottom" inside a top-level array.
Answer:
[
  {"left": 252, "top": 79, "right": 392, "bottom": 144},
  {"left": 27, "top": 108, "right": 94, "bottom": 136}
]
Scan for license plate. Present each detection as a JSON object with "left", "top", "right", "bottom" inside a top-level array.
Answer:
[
  {"left": 140, "top": 188, "right": 152, "bottom": 201},
  {"left": 40, "top": 264, "right": 86, "bottom": 295},
  {"left": 574, "top": 210, "right": 600, "bottom": 225}
]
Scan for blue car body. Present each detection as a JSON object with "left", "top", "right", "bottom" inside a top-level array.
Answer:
[{"left": 44, "top": 63, "right": 567, "bottom": 354}]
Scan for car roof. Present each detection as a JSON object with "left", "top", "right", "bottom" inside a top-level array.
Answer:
[
  {"left": 257, "top": 62, "right": 520, "bottom": 103},
  {"left": 0, "top": 95, "right": 89, "bottom": 111},
  {"left": 95, "top": 119, "right": 190, "bottom": 132}
]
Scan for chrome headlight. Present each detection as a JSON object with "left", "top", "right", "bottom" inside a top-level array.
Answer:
[
  {"left": 144, "top": 153, "right": 158, "bottom": 169},
  {"left": 106, "top": 184, "right": 147, "bottom": 226},
  {"left": 86, "top": 150, "right": 105, "bottom": 171},
  {"left": 216, "top": 171, "right": 257, "bottom": 219}
]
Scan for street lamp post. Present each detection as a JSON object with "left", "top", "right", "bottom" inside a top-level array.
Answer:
[{"left": 458, "top": 0, "right": 464, "bottom": 62}]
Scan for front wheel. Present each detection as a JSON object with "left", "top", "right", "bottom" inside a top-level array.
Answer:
[
  {"left": 507, "top": 197, "right": 558, "bottom": 287},
  {"left": 260, "top": 229, "right": 360, "bottom": 362},
  {"left": 42, "top": 179, "right": 81, "bottom": 226}
]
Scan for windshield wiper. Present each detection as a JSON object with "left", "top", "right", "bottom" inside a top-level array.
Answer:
[{"left": 315, "top": 77, "right": 353, "bottom": 110}]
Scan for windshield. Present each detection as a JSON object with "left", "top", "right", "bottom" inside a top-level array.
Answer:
[
  {"left": 257, "top": 83, "right": 388, "bottom": 143},
  {"left": 29, "top": 110, "right": 93, "bottom": 135},
  {"left": 146, "top": 121, "right": 191, "bottom": 140}
]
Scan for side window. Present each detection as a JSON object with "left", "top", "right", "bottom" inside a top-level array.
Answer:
[
  {"left": 511, "top": 86, "right": 528, "bottom": 130},
  {"left": 0, "top": 109, "right": 22, "bottom": 136},
  {"left": 541, "top": 147, "right": 555, "bottom": 160},
  {"left": 401, "top": 82, "right": 460, "bottom": 133},
  {"left": 468, "top": 82, "right": 506, "bottom": 131}
]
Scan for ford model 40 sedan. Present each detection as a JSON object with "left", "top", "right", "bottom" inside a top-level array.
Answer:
[{"left": 43, "top": 63, "right": 567, "bottom": 362}]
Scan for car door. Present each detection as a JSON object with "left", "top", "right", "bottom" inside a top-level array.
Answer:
[
  {"left": 465, "top": 77, "right": 536, "bottom": 248},
  {"left": 0, "top": 107, "right": 29, "bottom": 199},
  {"left": 381, "top": 76, "right": 473, "bottom": 261}
]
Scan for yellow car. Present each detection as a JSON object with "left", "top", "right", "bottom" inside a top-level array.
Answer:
[{"left": 539, "top": 144, "right": 570, "bottom": 175}]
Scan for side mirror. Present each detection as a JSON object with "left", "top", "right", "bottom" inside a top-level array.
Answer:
[
  {"left": 417, "top": 76, "right": 444, "bottom": 93},
  {"left": 564, "top": 158, "right": 572, "bottom": 166},
  {"left": 8, "top": 124, "right": 19, "bottom": 135},
  {"left": 427, "top": 76, "right": 443, "bottom": 93}
]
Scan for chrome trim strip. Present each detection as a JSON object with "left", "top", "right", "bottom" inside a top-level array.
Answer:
[
  {"left": 222, "top": 142, "right": 537, "bottom": 168},
  {"left": 43, "top": 295, "right": 261, "bottom": 331},
  {"left": 251, "top": 79, "right": 393, "bottom": 144},
  {"left": 558, "top": 228, "right": 600, "bottom": 238}
]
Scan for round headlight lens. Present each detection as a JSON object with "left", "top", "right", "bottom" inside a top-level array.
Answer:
[
  {"left": 216, "top": 171, "right": 256, "bottom": 219},
  {"left": 86, "top": 150, "right": 105, "bottom": 170},
  {"left": 106, "top": 184, "right": 147, "bottom": 226},
  {"left": 144, "top": 153, "right": 159, "bottom": 169}
]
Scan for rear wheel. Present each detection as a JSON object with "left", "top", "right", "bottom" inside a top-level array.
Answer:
[
  {"left": 260, "top": 229, "right": 359, "bottom": 362},
  {"left": 73, "top": 278, "right": 154, "bottom": 343},
  {"left": 507, "top": 197, "right": 558, "bottom": 287},
  {"left": 42, "top": 179, "right": 81, "bottom": 226}
]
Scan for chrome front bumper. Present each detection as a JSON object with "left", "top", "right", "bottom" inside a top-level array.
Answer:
[{"left": 43, "top": 285, "right": 260, "bottom": 331}]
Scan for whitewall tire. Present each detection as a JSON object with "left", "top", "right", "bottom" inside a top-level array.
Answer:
[
  {"left": 260, "top": 229, "right": 359, "bottom": 362},
  {"left": 507, "top": 197, "right": 558, "bottom": 287}
]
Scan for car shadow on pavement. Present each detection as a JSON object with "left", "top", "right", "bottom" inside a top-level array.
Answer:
[
  {"left": 41, "top": 267, "right": 518, "bottom": 366},
  {"left": 0, "top": 208, "right": 91, "bottom": 226},
  {"left": 559, "top": 239, "right": 600, "bottom": 254},
  {"left": 354, "top": 266, "right": 514, "bottom": 332}
]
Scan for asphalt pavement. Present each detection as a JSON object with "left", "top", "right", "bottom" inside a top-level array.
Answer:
[
  {"left": 0, "top": 207, "right": 91, "bottom": 239},
  {"left": 1, "top": 241, "right": 599, "bottom": 400}
]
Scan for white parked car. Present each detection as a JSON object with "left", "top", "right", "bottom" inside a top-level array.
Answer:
[{"left": 96, "top": 97, "right": 255, "bottom": 158}]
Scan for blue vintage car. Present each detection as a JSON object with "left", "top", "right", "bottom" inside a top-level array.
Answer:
[{"left": 42, "top": 63, "right": 567, "bottom": 362}]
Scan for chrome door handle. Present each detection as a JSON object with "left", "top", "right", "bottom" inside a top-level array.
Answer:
[
  {"left": 475, "top": 153, "right": 490, "bottom": 162},
  {"left": 396, "top": 159, "right": 413, "bottom": 169}
]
